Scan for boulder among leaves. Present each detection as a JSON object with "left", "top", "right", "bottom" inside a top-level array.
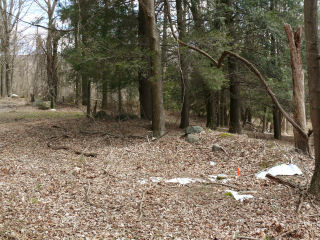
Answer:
[
  {"left": 33, "top": 100, "right": 50, "bottom": 110},
  {"left": 185, "top": 126, "right": 204, "bottom": 135},
  {"left": 185, "top": 134, "right": 199, "bottom": 143}
]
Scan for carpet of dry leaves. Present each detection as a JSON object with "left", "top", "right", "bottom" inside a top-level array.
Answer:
[{"left": 0, "top": 98, "right": 319, "bottom": 240}]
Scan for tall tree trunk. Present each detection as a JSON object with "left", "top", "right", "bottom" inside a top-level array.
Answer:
[
  {"left": 304, "top": 0, "right": 320, "bottom": 195},
  {"left": 75, "top": 73, "right": 82, "bottom": 106},
  {"left": 284, "top": 24, "right": 308, "bottom": 152},
  {"left": 86, "top": 79, "right": 91, "bottom": 117},
  {"left": 206, "top": 93, "right": 217, "bottom": 129},
  {"left": 118, "top": 84, "right": 122, "bottom": 114},
  {"left": 176, "top": 0, "right": 190, "bottom": 129},
  {"left": 224, "top": 0, "right": 241, "bottom": 134},
  {"left": 262, "top": 107, "right": 267, "bottom": 133},
  {"left": 228, "top": 57, "right": 241, "bottom": 134},
  {"left": 273, "top": 106, "right": 281, "bottom": 139},
  {"left": 139, "top": 0, "right": 166, "bottom": 137},
  {"left": 101, "top": 79, "right": 108, "bottom": 110},
  {"left": 4, "top": 35, "right": 11, "bottom": 96},
  {"left": 138, "top": 4, "right": 152, "bottom": 120},
  {"left": 219, "top": 88, "right": 228, "bottom": 127},
  {"left": 82, "top": 76, "right": 88, "bottom": 105},
  {"left": 52, "top": 31, "right": 59, "bottom": 103},
  {"left": 1, "top": 61, "right": 5, "bottom": 97}
]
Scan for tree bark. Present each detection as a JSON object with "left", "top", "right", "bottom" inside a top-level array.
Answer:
[
  {"left": 118, "top": 83, "right": 122, "bottom": 114},
  {"left": 101, "top": 79, "right": 108, "bottom": 110},
  {"left": 138, "top": 4, "right": 152, "bottom": 120},
  {"left": 273, "top": 106, "right": 281, "bottom": 140},
  {"left": 262, "top": 107, "right": 267, "bottom": 133},
  {"left": 86, "top": 79, "right": 91, "bottom": 117},
  {"left": 206, "top": 93, "right": 217, "bottom": 129},
  {"left": 139, "top": 0, "right": 166, "bottom": 137},
  {"left": 284, "top": 24, "right": 308, "bottom": 152},
  {"left": 1, "top": 61, "right": 5, "bottom": 97},
  {"left": 4, "top": 35, "right": 11, "bottom": 96},
  {"left": 176, "top": 0, "right": 190, "bottom": 129},
  {"left": 304, "top": 0, "right": 320, "bottom": 195},
  {"left": 228, "top": 57, "right": 242, "bottom": 134}
]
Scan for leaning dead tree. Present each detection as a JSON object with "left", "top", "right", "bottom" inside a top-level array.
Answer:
[
  {"left": 35, "top": 0, "right": 60, "bottom": 108},
  {"left": 165, "top": 0, "right": 309, "bottom": 148},
  {"left": 284, "top": 24, "right": 308, "bottom": 153}
]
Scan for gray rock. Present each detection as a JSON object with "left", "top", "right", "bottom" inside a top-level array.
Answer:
[
  {"left": 212, "top": 144, "right": 222, "bottom": 151},
  {"left": 185, "top": 126, "right": 204, "bottom": 135},
  {"left": 34, "top": 100, "right": 50, "bottom": 110},
  {"left": 185, "top": 134, "right": 199, "bottom": 143},
  {"left": 212, "top": 144, "right": 227, "bottom": 154}
]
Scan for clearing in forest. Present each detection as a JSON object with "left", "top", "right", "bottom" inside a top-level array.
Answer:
[{"left": 0, "top": 99, "right": 318, "bottom": 239}]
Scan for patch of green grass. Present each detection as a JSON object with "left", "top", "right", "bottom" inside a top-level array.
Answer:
[
  {"left": 36, "top": 184, "right": 41, "bottom": 191},
  {"left": 30, "top": 198, "right": 38, "bottom": 204},
  {"left": 78, "top": 156, "right": 86, "bottom": 163},
  {"left": 219, "top": 132, "right": 234, "bottom": 138},
  {"left": 224, "top": 192, "right": 233, "bottom": 197}
]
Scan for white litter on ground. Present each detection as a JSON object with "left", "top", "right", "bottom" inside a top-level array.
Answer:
[
  {"left": 138, "top": 179, "right": 148, "bottom": 185},
  {"left": 165, "top": 178, "right": 206, "bottom": 185},
  {"left": 210, "top": 161, "right": 215, "bottom": 166},
  {"left": 150, "top": 177, "right": 163, "bottom": 183},
  {"left": 10, "top": 94, "right": 19, "bottom": 98},
  {"left": 256, "top": 163, "right": 302, "bottom": 179},
  {"left": 139, "top": 177, "right": 206, "bottom": 185},
  {"left": 226, "top": 190, "right": 254, "bottom": 201},
  {"left": 50, "top": 109, "right": 57, "bottom": 112}
]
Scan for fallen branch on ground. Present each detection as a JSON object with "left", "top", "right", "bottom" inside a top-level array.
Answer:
[
  {"left": 47, "top": 142, "right": 98, "bottom": 157},
  {"left": 138, "top": 192, "right": 145, "bottom": 220},
  {"left": 297, "top": 191, "right": 307, "bottom": 213},
  {"left": 275, "top": 229, "right": 298, "bottom": 240},
  {"left": 266, "top": 174, "right": 302, "bottom": 190}
]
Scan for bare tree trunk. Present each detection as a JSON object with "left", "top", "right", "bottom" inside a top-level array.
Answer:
[
  {"left": 220, "top": 88, "right": 228, "bottom": 127},
  {"left": 139, "top": 0, "right": 166, "bottom": 137},
  {"left": 4, "top": 35, "right": 11, "bottom": 96},
  {"left": 304, "top": 0, "right": 320, "bottom": 196},
  {"left": 101, "top": 79, "right": 108, "bottom": 110},
  {"left": 262, "top": 107, "right": 267, "bottom": 133},
  {"left": 284, "top": 24, "right": 308, "bottom": 152},
  {"left": 118, "top": 83, "right": 122, "bottom": 114},
  {"left": 273, "top": 106, "right": 282, "bottom": 139},
  {"left": 229, "top": 57, "right": 242, "bottom": 134},
  {"left": 176, "top": 0, "right": 190, "bottom": 129},
  {"left": 86, "top": 79, "right": 91, "bottom": 117},
  {"left": 1, "top": 61, "right": 5, "bottom": 97},
  {"left": 206, "top": 93, "right": 217, "bottom": 129},
  {"left": 138, "top": 4, "right": 152, "bottom": 120}
]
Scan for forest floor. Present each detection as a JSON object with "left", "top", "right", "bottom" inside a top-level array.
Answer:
[{"left": 0, "top": 98, "right": 319, "bottom": 240}]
